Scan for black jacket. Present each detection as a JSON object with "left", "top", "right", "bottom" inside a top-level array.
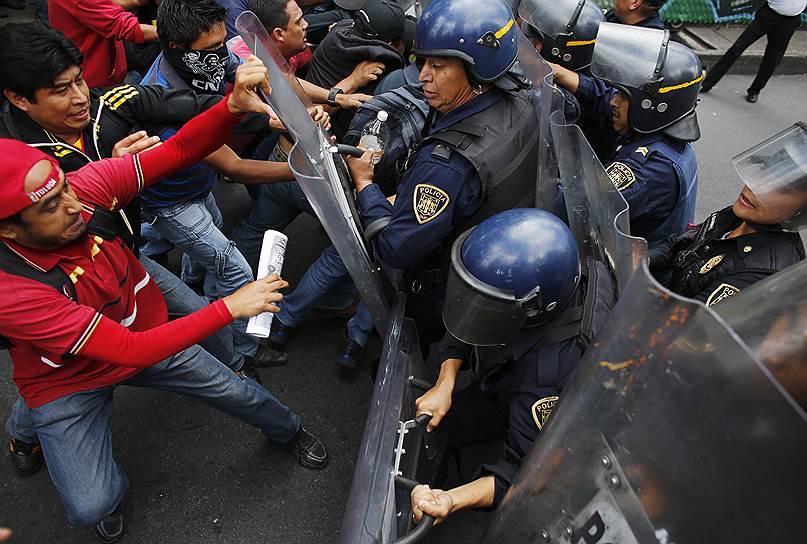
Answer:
[
  {"left": 650, "top": 206, "right": 805, "bottom": 306},
  {"left": 305, "top": 20, "right": 405, "bottom": 137}
]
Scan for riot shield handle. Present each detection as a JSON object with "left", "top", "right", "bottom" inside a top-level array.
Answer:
[
  {"left": 329, "top": 144, "right": 365, "bottom": 158},
  {"left": 392, "top": 475, "right": 436, "bottom": 544}
]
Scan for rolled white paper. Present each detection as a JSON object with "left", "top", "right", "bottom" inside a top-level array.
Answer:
[{"left": 246, "top": 230, "right": 288, "bottom": 338}]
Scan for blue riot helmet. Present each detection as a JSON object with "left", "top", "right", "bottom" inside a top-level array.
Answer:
[
  {"left": 413, "top": 0, "right": 529, "bottom": 90},
  {"left": 443, "top": 209, "right": 581, "bottom": 346},
  {"left": 519, "top": 0, "right": 603, "bottom": 72},
  {"left": 590, "top": 23, "right": 702, "bottom": 142}
]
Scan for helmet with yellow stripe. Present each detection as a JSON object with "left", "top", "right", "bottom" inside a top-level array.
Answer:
[
  {"left": 591, "top": 22, "right": 702, "bottom": 142},
  {"left": 413, "top": 0, "right": 528, "bottom": 89},
  {"left": 519, "top": 0, "right": 604, "bottom": 72}
]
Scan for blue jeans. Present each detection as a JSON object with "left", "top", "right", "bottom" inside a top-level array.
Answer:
[
  {"left": 230, "top": 181, "right": 313, "bottom": 271},
  {"left": 143, "top": 193, "right": 258, "bottom": 359},
  {"left": 277, "top": 245, "right": 374, "bottom": 347},
  {"left": 18, "top": 345, "right": 299, "bottom": 526},
  {"left": 139, "top": 254, "right": 242, "bottom": 371}
]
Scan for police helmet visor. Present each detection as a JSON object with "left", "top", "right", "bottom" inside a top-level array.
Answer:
[
  {"left": 518, "top": 0, "right": 598, "bottom": 47},
  {"left": 442, "top": 230, "right": 540, "bottom": 346},
  {"left": 590, "top": 22, "right": 667, "bottom": 91},
  {"left": 732, "top": 122, "right": 807, "bottom": 231}
]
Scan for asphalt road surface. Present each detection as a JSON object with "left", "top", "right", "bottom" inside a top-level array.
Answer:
[{"left": 1, "top": 73, "right": 805, "bottom": 543}]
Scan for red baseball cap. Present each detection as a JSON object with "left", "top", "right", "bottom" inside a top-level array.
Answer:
[{"left": 0, "top": 139, "right": 62, "bottom": 220}]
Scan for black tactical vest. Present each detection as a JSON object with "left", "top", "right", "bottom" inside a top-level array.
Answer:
[
  {"left": 668, "top": 208, "right": 805, "bottom": 298},
  {"left": 422, "top": 89, "right": 540, "bottom": 232}
]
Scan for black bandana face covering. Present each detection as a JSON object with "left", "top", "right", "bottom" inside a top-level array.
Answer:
[{"left": 164, "top": 44, "right": 230, "bottom": 95}]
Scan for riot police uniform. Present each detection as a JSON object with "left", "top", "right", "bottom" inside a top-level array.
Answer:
[
  {"left": 343, "top": 0, "right": 540, "bottom": 354},
  {"left": 651, "top": 122, "right": 807, "bottom": 305},
  {"left": 575, "top": 23, "right": 703, "bottom": 247},
  {"left": 651, "top": 206, "right": 805, "bottom": 305},
  {"left": 421, "top": 209, "right": 616, "bottom": 508}
]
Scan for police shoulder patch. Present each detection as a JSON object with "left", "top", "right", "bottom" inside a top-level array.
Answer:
[
  {"left": 606, "top": 162, "right": 636, "bottom": 191},
  {"left": 531, "top": 396, "right": 559, "bottom": 431},
  {"left": 413, "top": 183, "right": 450, "bottom": 224},
  {"left": 635, "top": 146, "right": 649, "bottom": 157},
  {"left": 705, "top": 283, "right": 740, "bottom": 307}
]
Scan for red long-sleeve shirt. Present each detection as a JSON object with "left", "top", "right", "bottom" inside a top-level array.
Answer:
[
  {"left": 0, "top": 98, "right": 243, "bottom": 408},
  {"left": 49, "top": 0, "right": 145, "bottom": 88}
]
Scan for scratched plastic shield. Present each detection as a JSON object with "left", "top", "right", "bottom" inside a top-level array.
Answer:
[
  {"left": 551, "top": 113, "right": 646, "bottom": 289},
  {"left": 481, "top": 262, "right": 807, "bottom": 543},
  {"left": 236, "top": 11, "right": 389, "bottom": 333}
]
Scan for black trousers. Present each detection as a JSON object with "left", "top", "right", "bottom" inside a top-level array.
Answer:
[{"left": 702, "top": 3, "right": 802, "bottom": 94}]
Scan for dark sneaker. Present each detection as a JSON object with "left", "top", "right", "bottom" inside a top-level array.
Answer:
[
  {"left": 8, "top": 438, "right": 43, "bottom": 475},
  {"left": 247, "top": 342, "right": 288, "bottom": 368},
  {"left": 236, "top": 362, "right": 263, "bottom": 385},
  {"left": 335, "top": 335, "right": 363, "bottom": 370},
  {"left": 94, "top": 505, "right": 125, "bottom": 542},
  {"left": 290, "top": 426, "right": 328, "bottom": 469},
  {"left": 745, "top": 92, "right": 759, "bottom": 103},
  {"left": 268, "top": 319, "right": 293, "bottom": 350}
]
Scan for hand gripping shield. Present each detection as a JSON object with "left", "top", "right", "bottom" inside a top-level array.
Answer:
[
  {"left": 236, "top": 11, "right": 389, "bottom": 334},
  {"left": 550, "top": 112, "right": 647, "bottom": 289},
  {"left": 481, "top": 262, "right": 807, "bottom": 544}
]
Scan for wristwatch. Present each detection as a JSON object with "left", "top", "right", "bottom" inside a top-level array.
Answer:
[{"left": 327, "top": 87, "right": 344, "bottom": 107}]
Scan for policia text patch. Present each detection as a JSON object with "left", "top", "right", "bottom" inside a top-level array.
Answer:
[{"left": 413, "top": 184, "right": 450, "bottom": 224}]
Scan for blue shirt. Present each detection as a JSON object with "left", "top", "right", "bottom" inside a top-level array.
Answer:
[
  {"left": 215, "top": 0, "right": 249, "bottom": 41},
  {"left": 139, "top": 51, "right": 239, "bottom": 208},
  {"left": 356, "top": 91, "right": 510, "bottom": 270}
]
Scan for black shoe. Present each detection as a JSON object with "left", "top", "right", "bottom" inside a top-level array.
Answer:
[
  {"left": 290, "top": 426, "right": 328, "bottom": 469},
  {"left": 94, "top": 505, "right": 125, "bottom": 543},
  {"left": 237, "top": 361, "right": 263, "bottom": 385},
  {"left": 745, "top": 92, "right": 758, "bottom": 103},
  {"left": 247, "top": 342, "right": 288, "bottom": 368},
  {"left": 8, "top": 438, "right": 43, "bottom": 475},
  {"left": 335, "top": 335, "right": 362, "bottom": 370},
  {"left": 268, "top": 319, "right": 293, "bottom": 349}
]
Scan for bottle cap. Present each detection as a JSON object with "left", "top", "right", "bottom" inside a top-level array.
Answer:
[{"left": 377, "top": 110, "right": 389, "bottom": 122}]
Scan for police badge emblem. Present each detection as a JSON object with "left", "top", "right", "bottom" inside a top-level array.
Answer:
[
  {"left": 531, "top": 396, "right": 559, "bottom": 431},
  {"left": 606, "top": 162, "right": 636, "bottom": 191},
  {"left": 413, "top": 184, "right": 450, "bottom": 224},
  {"left": 699, "top": 254, "right": 724, "bottom": 274},
  {"left": 705, "top": 283, "right": 740, "bottom": 307}
]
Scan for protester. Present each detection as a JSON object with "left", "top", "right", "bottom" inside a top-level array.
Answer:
[
  {"left": 0, "top": 56, "right": 328, "bottom": 542},
  {"left": 49, "top": 0, "right": 159, "bottom": 88}
]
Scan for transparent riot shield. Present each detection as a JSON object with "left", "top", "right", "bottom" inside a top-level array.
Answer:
[
  {"left": 514, "top": 29, "right": 560, "bottom": 211},
  {"left": 551, "top": 114, "right": 647, "bottom": 288},
  {"left": 715, "top": 259, "right": 807, "bottom": 410},
  {"left": 339, "top": 293, "right": 435, "bottom": 544},
  {"left": 481, "top": 263, "right": 807, "bottom": 544},
  {"left": 236, "top": 11, "right": 389, "bottom": 333}
]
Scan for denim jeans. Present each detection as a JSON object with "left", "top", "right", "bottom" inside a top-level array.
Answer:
[
  {"left": 277, "top": 244, "right": 374, "bottom": 347},
  {"left": 139, "top": 254, "right": 242, "bottom": 370},
  {"left": 230, "top": 181, "right": 313, "bottom": 271},
  {"left": 143, "top": 193, "right": 258, "bottom": 359},
  {"left": 23, "top": 345, "right": 299, "bottom": 526}
]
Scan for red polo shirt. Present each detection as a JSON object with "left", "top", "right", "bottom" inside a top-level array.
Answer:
[{"left": 0, "top": 99, "right": 242, "bottom": 408}]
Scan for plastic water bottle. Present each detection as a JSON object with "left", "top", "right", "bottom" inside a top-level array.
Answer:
[{"left": 359, "top": 110, "right": 389, "bottom": 165}]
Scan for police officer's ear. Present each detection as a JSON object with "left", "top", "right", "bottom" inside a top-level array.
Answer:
[
  {"left": 3, "top": 89, "right": 34, "bottom": 113},
  {"left": 271, "top": 26, "right": 286, "bottom": 44}
]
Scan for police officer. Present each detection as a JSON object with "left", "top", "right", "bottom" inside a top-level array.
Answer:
[
  {"left": 409, "top": 209, "right": 615, "bottom": 522},
  {"left": 651, "top": 122, "right": 807, "bottom": 305},
  {"left": 270, "top": 0, "right": 540, "bottom": 366},
  {"left": 551, "top": 22, "right": 701, "bottom": 247},
  {"left": 605, "top": 0, "right": 667, "bottom": 29},
  {"left": 519, "top": 0, "right": 603, "bottom": 73}
]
